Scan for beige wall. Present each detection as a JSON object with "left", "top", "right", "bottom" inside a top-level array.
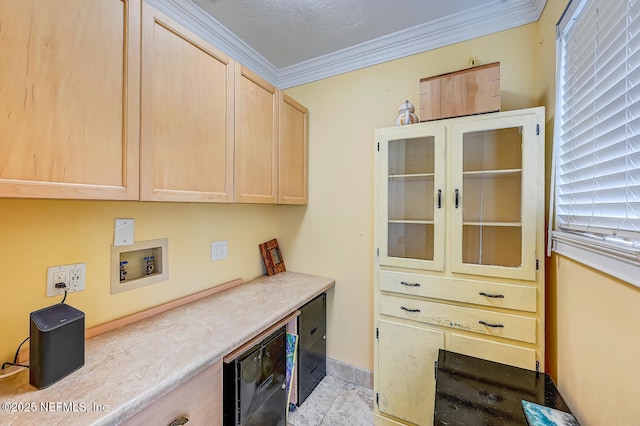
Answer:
[
  {"left": 283, "top": 22, "right": 541, "bottom": 370},
  {"left": 0, "top": 200, "right": 281, "bottom": 363},
  {"left": 548, "top": 256, "right": 640, "bottom": 425},
  {"left": 537, "top": 2, "right": 640, "bottom": 425}
]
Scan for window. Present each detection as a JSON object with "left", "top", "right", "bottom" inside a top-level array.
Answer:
[{"left": 552, "top": 0, "right": 640, "bottom": 287}]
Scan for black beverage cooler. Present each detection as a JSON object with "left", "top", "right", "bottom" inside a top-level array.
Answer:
[
  {"left": 297, "top": 292, "right": 327, "bottom": 405},
  {"left": 223, "top": 327, "right": 287, "bottom": 426}
]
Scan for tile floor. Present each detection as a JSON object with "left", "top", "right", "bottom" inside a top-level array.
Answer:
[{"left": 287, "top": 375, "right": 374, "bottom": 426}]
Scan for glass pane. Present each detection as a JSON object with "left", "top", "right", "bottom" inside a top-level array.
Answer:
[
  {"left": 462, "top": 127, "right": 522, "bottom": 171},
  {"left": 388, "top": 223, "right": 435, "bottom": 260},
  {"left": 388, "top": 136, "right": 435, "bottom": 261},
  {"left": 388, "top": 177, "right": 434, "bottom": 221},
  {"left": 463, "top": 173, "right": 521, "bottom": 222},
  {"left": 461, "top": 127, "right": 522, "bottom": 267},
  {"left": 462, "top": 225, "right": 522, "bottom": 267},
  {"left": 388, "top": 137, "right": 435, "bottom": 175}
]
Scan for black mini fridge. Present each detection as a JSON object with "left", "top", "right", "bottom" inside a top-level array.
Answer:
[
  {"left": 224, "top": 327, "right": 287, "bottom": 426},
  {"left": 297, "top": 293, "right": 326, "bottom": 405}
]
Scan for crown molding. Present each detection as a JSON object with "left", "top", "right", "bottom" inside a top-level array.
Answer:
[
  {"left": 144, "top": 0, "right": 546, "bottom": 89},
  {"left": 277, "top": 0, "right": 546, "bottom": 88}
]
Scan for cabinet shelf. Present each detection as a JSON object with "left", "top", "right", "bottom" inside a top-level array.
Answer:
[
  {"left": 463, "top": 222, "right": 521, "bottom": 227},
  {"left": 389, "top": 219, "right": 435, "bottom": 224},
  {"left": 462, "top": 169, "right": 522, "bottom": 178},
  {"left": 389, "top": 173, "right": 435, "bottom": 179}
]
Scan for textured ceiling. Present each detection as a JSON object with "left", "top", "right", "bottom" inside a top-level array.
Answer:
[
  {"left": 149, "top": 0, "right": 547, "bottom": 87},
  {"left": 191, "top": 0, "right": 487, "bottom": 69}
]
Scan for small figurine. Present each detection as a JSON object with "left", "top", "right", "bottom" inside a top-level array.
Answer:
[
  {"left": 119, "top": 260, "right": 128, "bottom": 281},
  {"left": 395, "top": 100, "right": 420, "bottom": 126},
  {"left": 144, "top": 256, "right": 155, "bottom": 275}
]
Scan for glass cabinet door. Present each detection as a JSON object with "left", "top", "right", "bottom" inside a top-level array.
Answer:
[
  {"left": 450, "top": 114, "right": 538, "bottom": 280},
  {"left": 377, "top": 126, "right": 446, "bottom": 271}
]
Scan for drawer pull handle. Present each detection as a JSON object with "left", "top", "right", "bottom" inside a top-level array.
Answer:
[
  {"left": 401, "top": 306, "right": 421, "bottom": 313},
  {"left": 437, "top": 189, "right": 442, "bottom": 209},
  {"left": 455, "top": 189, "right": 460, "bottom": 209},
  {"left": 400, "top": 281, "right": 421, "bottom": 287},
  {"left": 479, "top": 320, "right": 504, "bottom": 328},
  {"left": 479, "top": 292, "right": 504, "bottom": 298},
  {"left": 169, "top": 416, "right": 189, "bottom": 426}
]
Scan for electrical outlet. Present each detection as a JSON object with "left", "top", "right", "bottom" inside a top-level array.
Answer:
[
  {"left": 68, "top": 267, "right": 85, "bottom": 292},
  {"left": 53, "top": 271, "right": 67, "bottom": 287},
  {"left": 211, "top": 240, "right": 228, "bottom": 261},
  {"left": 46, "top": 263, "right": 86, "bottom": 297}
]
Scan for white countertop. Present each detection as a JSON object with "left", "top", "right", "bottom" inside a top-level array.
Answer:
[{"left": 0, "top": 271, "right": 335, "bottom": 425}]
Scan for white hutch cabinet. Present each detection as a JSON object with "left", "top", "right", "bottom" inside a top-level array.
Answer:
[{"left": 373, "top": 107, "right": 545, "bottom": 425}]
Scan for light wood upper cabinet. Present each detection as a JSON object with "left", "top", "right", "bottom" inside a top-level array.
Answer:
[
  {"left": 1, "top": 2, "right": 309, "bottom": 204},
  {"left": 0, "top": 0, "right": 141, "bottom": 200},
  {"left": 234, "top": 66, "right": 309, "bottom": 205},
  {"left": 140, "top": 4, "right": 234, "bottom": 202},
  {"left": 279, "top": 93, "right": 309, "bottom": 205},
  {"left": 234, "top": 64, "right": 279, "bottom": 204}
]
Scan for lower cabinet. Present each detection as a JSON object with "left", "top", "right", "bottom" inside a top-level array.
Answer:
[
  {"left": 449, "top": 333, "right": 536, "bottom": 369},
  {"left": 122, "top": 361, "right": 223, "bottom": 426},
  {"left": 376, "top": 319, "right": 443, "bottom": 426},
  {"left": 297, "top": 293, "right": 327, "bottom": 405},
  {"left": 374, "top": 315, "right": 538, "bottom": 425}
]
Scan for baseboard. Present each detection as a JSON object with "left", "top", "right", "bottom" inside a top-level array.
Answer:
[{"left": 326, "top": 357, "right": 373, "bottom": 389}]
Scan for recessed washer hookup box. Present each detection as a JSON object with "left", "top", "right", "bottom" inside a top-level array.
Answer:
[{"left": 29, "top": 303, "right": 85, "bottom": 389}]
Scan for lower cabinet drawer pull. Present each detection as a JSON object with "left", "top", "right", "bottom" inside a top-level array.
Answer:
[
  {"left": 479, "top": 320, "right": 504, "bottom": 328},
  {"left": 400, "top": 281, "right": 421, "bottom": 287},
  {"left": 169, "top": 416, "right": 189, "bottom": 426},
  {"left": 479, "top": 292, "right": 505, "bottom": 298},
  {"left": 401, "top": 306, "right": 421, "bottom": 313}
]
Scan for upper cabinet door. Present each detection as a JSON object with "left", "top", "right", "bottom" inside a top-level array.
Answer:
[
  {"left": 278, "top": 93, "right": 309, "bottom": 205},
  {"left": 234, "top": 64, "right": 278, "bottom": 203},
  {"left": 140, "top": 4, "right": 234, "bottom": 202},
  {"left": 376, "top": 125, "right": 447, "bottom": 271},
  {"left": 450, "top": 113, "right": 538, "bottom": 280},
  {"left": 0, "top": 0, "right": 141, "bottom": 200}
]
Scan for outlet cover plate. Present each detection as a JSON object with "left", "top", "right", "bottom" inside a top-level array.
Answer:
[
  {"left": 114, "top": 219, "right": 135, "bottom": 246},
  {"left": 46, "top": 263, "right": 86, "bottom": 297},
  {"left": 211, "top": 240, "right": 228, "bottom": 261}
]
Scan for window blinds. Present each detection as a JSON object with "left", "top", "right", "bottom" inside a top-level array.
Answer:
[{"left": 555, "top": 0, "right": 640, "bottom": 244}]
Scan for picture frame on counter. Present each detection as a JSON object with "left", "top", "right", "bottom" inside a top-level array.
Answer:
[{"left": 260, "top": 239, "right": 286, "bottom": 276}]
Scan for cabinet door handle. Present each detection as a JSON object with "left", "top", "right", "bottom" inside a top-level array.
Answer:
[
  {"left": 169, "top": 416, "right": 189, "bottom": 426},
  {"left": 400, "top": 281, "right": 421, "bottom": 287},
  {"left": 479, "top": 292, "right": 505, "bottom": 298},
  {"left": 479, "top": 320, "right": 504, "bottom": 328},
  {"left": 401, "top": 306, "right": 421, "bottom": 313},
  {"left": 455, "top": 189, "right": 460, "bottom": 209},
  {"left": 437, "top": 189, "right": 442, "bottom": 209}
]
